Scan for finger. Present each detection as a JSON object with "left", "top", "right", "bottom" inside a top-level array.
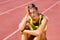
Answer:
[{"left": 25, "top": 6, "right": 29, "bottom": 15}]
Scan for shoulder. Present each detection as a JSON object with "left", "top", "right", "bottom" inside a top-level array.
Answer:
[
  {"left": 38, "top": 13, "right": 48, "bottom": 20},
  {"left": 43, "top": 15, "right": 48, "bottom": 20},
  {"left": 42, "top": 15, "right": 48, "bottom": 22}
]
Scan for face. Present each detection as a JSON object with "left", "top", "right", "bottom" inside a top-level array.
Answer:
[{"left": 29, "top": 8, "right": 39, "bottom": 23}]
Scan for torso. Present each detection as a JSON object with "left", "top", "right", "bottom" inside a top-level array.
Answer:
[{"left": 24, "top": 13, "right": 47, "bottom": 40}]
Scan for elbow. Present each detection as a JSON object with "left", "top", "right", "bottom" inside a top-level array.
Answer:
[
  {"left": 18, "top": 25, "right": 23, "bottom": 31},
  {"left": 36, "top": 31, "right": 42, "bottom": 37},
  {"left": 19, "top": 26, "right": 21, "bottom": 31},
  {"left": 36, "top": 32, "right": 42, "bottom": 37}
]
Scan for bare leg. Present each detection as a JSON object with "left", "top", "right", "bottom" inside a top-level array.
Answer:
[
  {"left": 21, "top": 33, "right": 28, "bottom": 40},
  {"left": 33, "top": 37, "right": 40, "bottom": 40},
  {"left": 33, "top": 31, "right": 47, "bottom": 40}
]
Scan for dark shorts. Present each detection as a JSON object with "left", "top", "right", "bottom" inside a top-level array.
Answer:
[
  {"left": 28, "top": 35, "right": 35, "bottom": 40},
  {"left": 28, "top": 35, "right": 47, "bottom": 40}
]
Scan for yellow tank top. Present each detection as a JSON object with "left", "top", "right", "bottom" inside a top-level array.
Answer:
[{"left": 30, "top": 14, "right": 47, "bottom": 31}]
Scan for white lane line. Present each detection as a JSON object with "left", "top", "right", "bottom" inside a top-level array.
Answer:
[
  {"left": 3, "top": 29, "right": 20, "bottom": 40},
  {"left": 0, "top": 0, "right": 10, "bottom": 4},
  {"left": 0, "top": 0, "right": 37, "bottom": 15},
  {"left": 3, "top": 0, "right": 37, "bottom": 40},
  {"left": 3, "top": 0, "right": 60, "bottom": 40},
  {"left": 42, "top": 0, "right": 60, "bottom": 14}
]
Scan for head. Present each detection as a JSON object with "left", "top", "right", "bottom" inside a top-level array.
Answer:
[{"left": 28, "top": 4, "right": 39, "bottom": 23}]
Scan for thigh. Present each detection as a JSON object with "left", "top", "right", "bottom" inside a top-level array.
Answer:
[
  {"left": 33, "top": 37, "right": 40, "bottom": 40},
  {"left": 21, "top": 33, "right": 28, "bottom": 40}
]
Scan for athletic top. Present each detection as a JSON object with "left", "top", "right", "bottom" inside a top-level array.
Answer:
[{"left": 30, "top": 13, "right": 47, "bottom": 31}]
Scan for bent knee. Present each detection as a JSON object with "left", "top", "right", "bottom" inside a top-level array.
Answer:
[{"left": 33, "top": 37, "right": 40, "bottom": 40}]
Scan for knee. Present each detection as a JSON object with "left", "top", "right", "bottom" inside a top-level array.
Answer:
[{"left": 33, "top": 37, "right": 40, "bottom": 40}]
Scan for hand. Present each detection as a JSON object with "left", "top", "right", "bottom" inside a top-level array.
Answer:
[
  {"left": 25, "top": 6, "right": 31, "bottom": 21},
  {"left": 23, "top": 30, "right": 42, "bottom": 37},
  {"left": 25, "top": 6, "right": 29, "bottom": 16}
]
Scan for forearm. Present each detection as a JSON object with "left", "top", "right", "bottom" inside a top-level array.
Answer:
[
  {"left": 23, "top": 30, "right": 40, "bottom": 37},
  {"left": 38, "top": 16, "right": 48, "bottom": 34},
  {"left": 19, "top": 15, "right": 28, "bottom": 31}
]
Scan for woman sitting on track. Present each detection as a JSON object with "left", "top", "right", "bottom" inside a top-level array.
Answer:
[{"left": 19, "top": 4, "right": 48, "bottom": 40}]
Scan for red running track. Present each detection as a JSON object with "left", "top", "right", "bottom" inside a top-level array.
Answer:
[{"left": 0, "top": 0, "right": 60, "bottom": 40}]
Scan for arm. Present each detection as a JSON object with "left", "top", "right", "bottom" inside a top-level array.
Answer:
[
  {"left": 37, "top": 16, "right": 48, "bottom": 34},
  {"left": 19, "top": 6, "right": 30, "bottom": 32},
  {"left": 23, "top": 16, "right": 48, "bottom": 36},
  {"left": 19, "top": 15, "right": 28, "bottom": 32}
]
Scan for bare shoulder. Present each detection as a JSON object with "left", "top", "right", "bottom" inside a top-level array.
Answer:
[
  {"left": 39, "top": 13, "right": 48, "bottom": 20},
  {"left": 42, "top": 15, "right": 48, "bottom": 22},
  {"left": 43, "top": 15, "right": 48, "bottom": 20}
]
